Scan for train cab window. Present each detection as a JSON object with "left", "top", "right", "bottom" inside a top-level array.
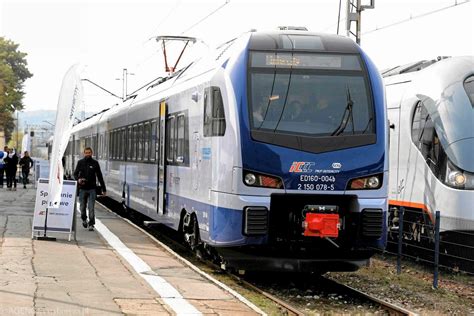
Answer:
[
  {"left": 464, "top": 75, "right": 474, "bottom": 107},
  {"left": 411, "top": 102, "right": 447, "bottom": 178},
  {"left": 204, "top": 86, "right": 226, "bottom": 137},
  {"left": 150, "top": 120, "right": 157, "bottom": 162}
]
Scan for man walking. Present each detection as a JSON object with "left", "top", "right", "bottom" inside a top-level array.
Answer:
[
  {"left": 19, "top": 151, "right": 34, "bottom": 189},
  {"left": 74, "top": 147, "right": 106, "bottom": 231}
]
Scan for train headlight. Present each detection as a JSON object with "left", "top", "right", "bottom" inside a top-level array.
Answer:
[
  {"left": 444, "top": 160, "right": 474, "bottom": 190},
  {"left": 447, "top": 171, "right": 466, "bottom": 187},
  {"left": 244, "top": 173, "right": 257, "bottom": 186},
  {"left": 367, "top": 176, "right": 380, "bottom": 188},
  {"left": 347, "top": 174, "right": 383, "bottom": 190},
  {"left": 243, "top": 170, "right": 284, "bottom": 189}
]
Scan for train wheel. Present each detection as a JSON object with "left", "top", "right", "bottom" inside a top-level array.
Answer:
[{"left": 183, "top": 213, "right": 200, "bottom": 251}]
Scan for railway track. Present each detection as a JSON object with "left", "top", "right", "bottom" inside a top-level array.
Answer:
[{"left": 97, "top": 197, "right": 416, "bottom": 315}]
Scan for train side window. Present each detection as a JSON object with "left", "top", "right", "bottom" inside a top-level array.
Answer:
[
  {"left": 120, "top": 129, "right": 125, "bottom": 160},
  {"left": 131, "top": 125, "right": 136, "bottom": 161},
  {"left": 203, "top": 86, "right": 226, "bottom": 137},
  {"left": 144, "top": 122, "right": 150, "bottom": 162},
  {"left": 112, "top": 131, "right": 116, "bottom": 160},
  {"left": 464, "top": 75, "right": 474, "bottom": 106},
  {"left": 117, "top": 130, "right": 121, "bottom": 160},
  {"left": 150, "top": 120, "right": 157, "bottom": 162},
  {"left": 127, "top": 126, "right": 132, "bottom": 161},
  {"left": 176, "top": 114, "right": 186, "bottom": 164},
  {"left": 92, "top": 135, "right": 97, "bottom": 154},
  {"left": 98, "top": 134, "right": 102, "bottom": 159},
  {"left": 115, "top": 130, "right": 119, "bottom": 160},
  {"left": 137, "top": 123, "right": 143, "bottom": 161},
  {"left": 166, "top": 116, "right": 176, "bottom": 162},
  {"left": 108, "top": 133, "right": 112, "bottom": 159}
]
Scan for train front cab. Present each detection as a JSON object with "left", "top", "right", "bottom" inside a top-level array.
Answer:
[{"left": 214, "top": 32, "right": 389, "bottom": 272}]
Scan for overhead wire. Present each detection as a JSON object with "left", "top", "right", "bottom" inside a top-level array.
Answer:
[
  {"left": 362, "top": 0, "right": 470, "bottom": 35},
  {"left": 148, "top": 0, "right": 183, "bottom": 41},
  {"left": 180, "top": 0, "right": 230, "bottom": 35}
]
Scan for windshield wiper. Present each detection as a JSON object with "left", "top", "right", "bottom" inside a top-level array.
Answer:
[
  {"left": 331, "top": 86, "right": 355, "bottom": 136},
  {"left": 256, "top": 70, "right": 277, "bottom": 130}
]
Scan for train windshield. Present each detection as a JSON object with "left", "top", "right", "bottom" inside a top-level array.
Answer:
[{"left": 248, "top": 52, "right": 375, "bottom": 152}]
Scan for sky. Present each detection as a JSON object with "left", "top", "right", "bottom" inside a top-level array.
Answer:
[{"left": 0, "top": 0, "right": 473, "bottom": 116}]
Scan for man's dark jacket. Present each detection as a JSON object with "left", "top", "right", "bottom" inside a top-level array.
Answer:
[
  {"left": 73, "top": 157, "right": 106, "bottom": 192},
  {"left": 19, "top": 156, "right": 34, "bottom": 172}
]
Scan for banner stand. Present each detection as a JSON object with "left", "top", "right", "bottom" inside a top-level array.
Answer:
[
  {"left": 35, "top": 207, "right": 57, "bottom": 241},
  {"left": 32, "top": 179, "right": 77, "bottom": 241}
]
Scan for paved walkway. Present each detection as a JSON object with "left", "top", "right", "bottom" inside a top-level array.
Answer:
[{"left": 0, "top": 185, "right": 260, "bottom": 315}]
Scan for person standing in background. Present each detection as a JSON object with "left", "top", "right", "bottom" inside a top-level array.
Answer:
[
  {"left": 4, "top": 148, "right": 19, "bottom": 191},
  {"left": 0, "top": 146, "right": 7, "bottom": 188},
  {"left": 19, "top": 151, "right": 34, "bottom": 189}
]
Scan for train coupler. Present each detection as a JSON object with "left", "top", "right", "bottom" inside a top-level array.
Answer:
[{"left": 302, "top": 205, "right": 340, "bottom": 237}]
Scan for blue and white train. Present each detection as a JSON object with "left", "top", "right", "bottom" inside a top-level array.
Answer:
[{"left": 65, "top": 30, "right": 388, "bottom": 272}]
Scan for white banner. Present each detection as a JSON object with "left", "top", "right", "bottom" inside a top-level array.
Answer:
[
  {"left": 33, "top": 178, "right": 77, "bottom": 234},
  {"left": 21, "top": 133, "right": 31, "bottom": 155},
  {"left": 47, "top": 64, "right": 83, "bottom": 208}
]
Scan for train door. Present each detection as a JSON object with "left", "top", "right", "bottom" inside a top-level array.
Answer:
[
  {"left": 157, "top": 101, "right": 167, "bottom": 215},
  {"left": 388, "top": 106, "right": 400, "bottom": 200}
]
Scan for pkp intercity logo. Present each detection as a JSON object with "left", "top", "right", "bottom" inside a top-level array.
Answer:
[{"left": 289, "top": 162, "right": 315, "bottom": 173}]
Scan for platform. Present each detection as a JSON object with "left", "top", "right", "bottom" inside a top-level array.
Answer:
[{"left": 0, "top": 186, "right": 261, "bottom": 315}]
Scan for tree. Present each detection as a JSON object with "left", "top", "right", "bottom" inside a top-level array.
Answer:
[{"left": 0, "top": 37, "right": 33, "bottom": 142}]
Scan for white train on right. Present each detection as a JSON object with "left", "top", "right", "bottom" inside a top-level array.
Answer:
[{"left": 383, "top": 56, "right": 474, "bottom": 247}]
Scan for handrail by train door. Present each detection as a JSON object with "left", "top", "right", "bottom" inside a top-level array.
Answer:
[{"left": 158, "top": 101, "right": 167, "bottom": 215}]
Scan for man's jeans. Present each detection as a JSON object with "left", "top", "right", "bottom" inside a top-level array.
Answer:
[
  {"left": 79, "top": 189, "right": 97, "bottom": 226},
  {"left": 22, "top": 170, "right": 29, "bottom": 185}
]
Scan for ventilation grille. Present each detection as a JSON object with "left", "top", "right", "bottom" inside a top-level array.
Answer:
[
  {"left": 243, "top": 207, "right": 268, "bottom": 236},
  {"left": 361, "top": 209, "right": 383, "bottom": 238}
]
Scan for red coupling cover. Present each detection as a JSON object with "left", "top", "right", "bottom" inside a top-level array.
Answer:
[{"left": 303, "top": 213, "right": 339, "bottom": 237}]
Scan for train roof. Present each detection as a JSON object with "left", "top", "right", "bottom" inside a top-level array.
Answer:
[
  {"left": 248, "top": 31, "right": 359, "bottom": 53},
  {"left": 383, "top": 56, "right": 474, "bottom": 85}
]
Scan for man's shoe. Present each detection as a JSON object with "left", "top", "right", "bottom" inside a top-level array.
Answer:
[
  {"left": 88, "top": 225, "right": 94, "bottom": 231},
  {"left": 13, "top": 187, "right": 16, "bottom": 191},
  {"left": 82, "top": 220, "right": 88, "bottom": 228},
  {"left": 24, "top": 185, "right": 27, "bottom": 189}
]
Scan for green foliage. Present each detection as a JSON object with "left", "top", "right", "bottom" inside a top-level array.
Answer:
[{"left": 0, "top": 37, "right": 33, "bottom": 142}]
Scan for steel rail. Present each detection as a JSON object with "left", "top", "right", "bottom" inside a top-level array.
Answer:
[{"left": 96, "top": 199, "right": 306, "bottom": 315}]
